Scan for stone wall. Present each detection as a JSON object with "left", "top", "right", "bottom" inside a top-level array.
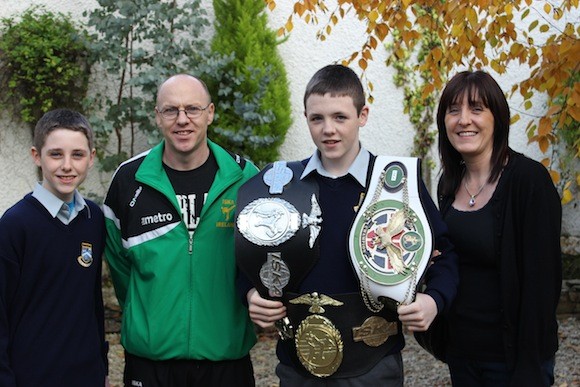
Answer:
[{"left": 558, "top": 280, "right": 580, "bottom": 316}]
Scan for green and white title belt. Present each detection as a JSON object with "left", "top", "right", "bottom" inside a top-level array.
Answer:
[{"left": 348, "top": 156, "right": 433, "bottom": 310}]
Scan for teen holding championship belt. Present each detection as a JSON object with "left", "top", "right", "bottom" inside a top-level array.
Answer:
[{"left": 237, "top": 64, "right": 459, "bottom": 386}]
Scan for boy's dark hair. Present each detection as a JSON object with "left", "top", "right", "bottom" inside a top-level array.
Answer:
[
  {"left": 34, "top": 108, "right": 94, "bottom": 152},
  {"left": 304, "top": 64, "right": 366, "bottom": 114},
  {"left": 436, "top": 70, "right": 511, "bottom": 196}
]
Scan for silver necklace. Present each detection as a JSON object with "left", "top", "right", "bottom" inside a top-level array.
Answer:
[{"left": 464, "top": 177, "right": 487, "bottom": 207}]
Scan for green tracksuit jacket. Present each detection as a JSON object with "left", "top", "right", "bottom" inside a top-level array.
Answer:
[{"left": 103, "top": 140, "right": 258, "bottom": 361}]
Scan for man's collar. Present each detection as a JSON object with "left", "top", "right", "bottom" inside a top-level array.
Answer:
[{"left": 300, "top": 147, "right": 369, "bottom": 186}]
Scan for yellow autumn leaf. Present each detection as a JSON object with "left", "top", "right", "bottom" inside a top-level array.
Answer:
[
  {"left": 561, "top": 188, "right": 573, "bottom": 204},
  {"left": 547, "top": 104, "right": 561, "bottom": 116},
  {"left": 505, "top": 3, "right": 513, "bottom": 15},
  {"left": 466, "top": 7, "right": 478, "bottom": 28},
  {"left": 549, "top": 169, "right": 560, "bottom": 183},
  {"left": 294, "top": 3, "right": 304, "bottom": 15},
  {"left": 544, "top": 3, "right": 552, "bottom": 14},
  {"left": 359, "top": 58, "right": 368, "bottom": 70},
  {"left": 267, "top": 1, "right": 276, "bottom": 12},
  {"left": 538, "top": 117, "right": 552, "bottom": 136},
  {"left": 539, "top": 137, "right": 549, "bottom": 153},
  {"left": 510, "top": 43, "right": 523, "bottom": 55},
  {"left": 376, "top": 23, "right": 388, "bottom": 40},
  {"left": 422, "top": 83, "right": 435, "bottom": 99},
  {"left": 451, "top": 23, "right": 463, "bottom": 37},
  {"left": 432, "top": 47, "right": 443, "bottom": 61},
  {"left": 545, "top": 77, "right": 556, "bottom": 91},
  {"left": 285, "top": 18, "right": 294, "bottom": 32}
]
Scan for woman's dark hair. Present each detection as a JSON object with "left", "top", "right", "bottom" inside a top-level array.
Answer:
[{"left": 437, "top": 70, "right": 511, "bottom": 196}]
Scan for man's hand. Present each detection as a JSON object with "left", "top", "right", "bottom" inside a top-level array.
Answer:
[
  {"left": 397, "top": 293, "right": 437, "bottom": 332},
  {"left": 247, "top": 288, "right": 287, "bottom": 328}
]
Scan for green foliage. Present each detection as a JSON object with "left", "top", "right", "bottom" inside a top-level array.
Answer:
[
  {"left": 385, "top": 6, "right": 442, "bottom": 190},
  {"left": 552, "top": 70, "right": 580, "bottom": 204},
  {"left": 211, "top": 0, "right": 292, "bottom": 166},
  {"left": 85, "top": 0, "right": 291, "bottom": 170},
  {"left": 0, "top": 7, "right": 90, "bottom": 130},
  {"left": 83, "top": 0, "right": 212, "bottom": 170}
]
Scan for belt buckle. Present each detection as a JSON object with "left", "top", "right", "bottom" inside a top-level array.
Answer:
[{"left": 290, "top": 292, "right": 344, "bottom": 377}]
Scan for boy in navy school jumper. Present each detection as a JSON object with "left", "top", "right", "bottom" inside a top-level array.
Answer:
[
  {"left": 0, "top": 109, "right": 109, "bottom": 387},
  {"left": 244, "top": 64, "right": 458, "bottom": 385}
]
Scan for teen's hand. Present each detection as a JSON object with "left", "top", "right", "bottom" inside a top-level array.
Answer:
[
  {"left": 397, "top": 293, "right": 437, "bottom": 332},
  {"left": 247, "top": 288, "right": 287, "bottom": 328}
]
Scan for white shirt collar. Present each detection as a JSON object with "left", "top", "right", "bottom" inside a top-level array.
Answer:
[
  {"left": 32, "top": 183, "right": 89, "bottom": 224},
  {"left": 300, "top": 147, "right": 370, "bottom": 187}
]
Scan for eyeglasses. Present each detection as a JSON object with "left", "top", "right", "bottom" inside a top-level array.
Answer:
[{"left": 156, "top": 103, "right": 211, "bottom": 120}]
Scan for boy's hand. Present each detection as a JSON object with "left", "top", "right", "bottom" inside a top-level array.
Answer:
[
  {"left": 247, "top": 288, "right": 287, "bottom": 328},
  {"left": 397, "top": 293, "right": 437, "bottom": 332}
]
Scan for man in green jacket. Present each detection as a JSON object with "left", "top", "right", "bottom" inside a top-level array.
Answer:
[{"left": 104, "top": 74, "right": 258, "bottom": 386}]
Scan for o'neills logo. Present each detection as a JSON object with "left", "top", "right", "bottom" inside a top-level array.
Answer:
[
  {"left": 129, "top": 186, "right": 143, "bottom": 207},
  {"left": 141, "top": 212, "right": 174, "bottom": 225}
]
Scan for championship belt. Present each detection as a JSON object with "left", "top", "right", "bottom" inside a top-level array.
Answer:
[
  {"left": 348, "top": 156, "right": 433, "bottom": 311},
  {"left": 235, "top": 161, "right": 322, "bottom": 329},
  {"left": 282, "top": 292, "right": 400, "bottom": 378}
]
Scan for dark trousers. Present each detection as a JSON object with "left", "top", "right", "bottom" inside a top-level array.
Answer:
[
  {"left": 124, "top": 351, "right": 255, "bottom": 387},
  {"left": 447, "top": 355, "right": 555, "bottom": 387},
  {"left": 275, "top": 352, "right": 403, "bottom": 387}
]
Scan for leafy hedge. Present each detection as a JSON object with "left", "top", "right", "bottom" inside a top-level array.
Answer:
[
  {"left": 211, "top": 0, "right": 292, "bottom": 166},
  {"left": 0, "top": 7, "right": 90, "bottom": 129}
]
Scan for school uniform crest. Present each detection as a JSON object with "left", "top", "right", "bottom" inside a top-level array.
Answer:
[{"left": 77, "top": 242, "right": 93, "bottom": 267}]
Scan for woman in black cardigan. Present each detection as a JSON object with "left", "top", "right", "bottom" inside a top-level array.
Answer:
[{"left": 436, "top": 70, "right": 562, "bottom": 386}]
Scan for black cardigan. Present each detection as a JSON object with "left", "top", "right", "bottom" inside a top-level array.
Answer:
[{"left": 439, "top": 150, "right": 562, "bottom": 387}]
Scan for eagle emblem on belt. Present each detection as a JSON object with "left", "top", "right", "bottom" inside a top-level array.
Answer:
[{"left": 290, "top": 292, "right": 344, "bottom": 314}]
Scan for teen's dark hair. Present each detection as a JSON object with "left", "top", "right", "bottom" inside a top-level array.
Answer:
[
  {"left": 304, "top": 64, "right": 366, "bottom": 114},
  {"left": 437, "top": 70, "right": 510, "bottom": 197},
  {"left": 34, "top": 108, "right": 94, "bottom": 151}
]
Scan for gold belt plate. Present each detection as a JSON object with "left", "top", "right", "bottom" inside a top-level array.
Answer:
[
  {"left": 352, "top": 316, "right": 398, "bottom": 347},
  {"left": 295, "top": 314, "right": 344, "bottom": 377}
]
